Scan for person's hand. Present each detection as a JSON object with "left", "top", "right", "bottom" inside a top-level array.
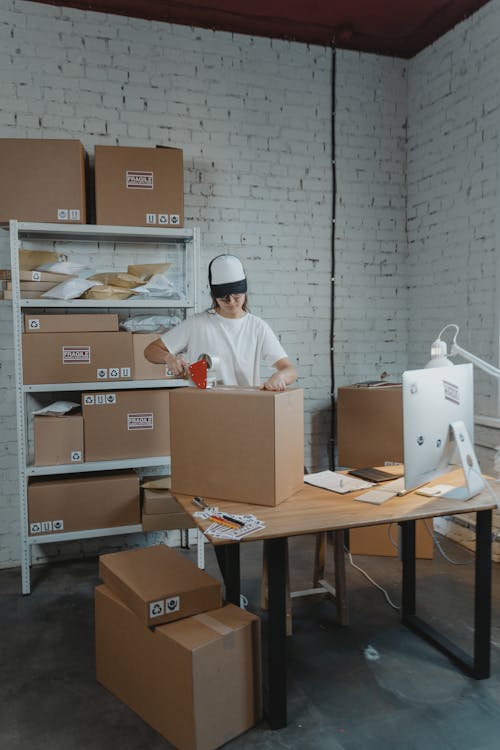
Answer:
[
  {"left": 165, "top": 352, "right": 189, "bottom": 377},
  {"left": 261, "top": 373, "right": 287, "bottom": 391}
]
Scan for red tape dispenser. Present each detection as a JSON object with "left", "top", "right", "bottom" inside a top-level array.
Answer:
[{"left": 188, "top": 358, "right": 208, "bottom": 389}]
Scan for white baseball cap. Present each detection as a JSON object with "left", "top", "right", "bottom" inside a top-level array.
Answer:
[{"left": 208, "top": 254, "right": 247, "bottom": 297}]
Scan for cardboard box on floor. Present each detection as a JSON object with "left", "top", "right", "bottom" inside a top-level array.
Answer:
[
  {"left": 337, "top": 383, "right": 432, "bottom": 559},
  {"left": 96, "top": 586, "right": 261, "bottom": 750},
  {"left": 82, "top": 389, "right": 170, "bottom": 461},
  {"left": 141, "top": 487, "right": 196, "bottom": 532},
  {"left": 24, "top": 313, "right": 119, "bottom": 334},
  {"left": 28, "top": 470, "right": 140, "bottom": 536},
  {"left": 170, "top": 387, "right": 304, "bottom": 506},
  {"left": 94, "top": 145, "right": 184, "bottom": 227},
  {"left": 22, "top": 331, "right": 133, "bottom": 384},
  {"left": 34, "top": 414, "right": 84, "bottom": 465},
  {"left": 0, "top": 138, "right": 86, "bottom": 223},
  {"left": 98, "top": 545, "right": 222, "bottom": 627}
]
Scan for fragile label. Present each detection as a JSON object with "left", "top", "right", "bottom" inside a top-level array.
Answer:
[
  {"left": 128, "top": 412, "right": 154, "bottom": 430},
  {"left": 63, "top": 346, "right": 90, "bottom": 364},
  {"left": 165, "top": 596, "right": 180, "bottom": 614},
  {"left": 126, "top": 170, "right": 154, "bottom": 189}
]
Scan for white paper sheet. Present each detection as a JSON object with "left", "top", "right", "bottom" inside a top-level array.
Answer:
[{"left": 304, "top": 471, "right": 374, "bottom": 494}]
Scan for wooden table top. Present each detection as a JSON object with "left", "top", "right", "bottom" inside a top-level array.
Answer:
[{"left": 174, "top": 468, "right": 496, "bottom": 545}]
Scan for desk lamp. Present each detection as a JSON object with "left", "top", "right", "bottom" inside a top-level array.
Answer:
[{"left": 426, "top": 323, "right": 500, "bottom": 377}]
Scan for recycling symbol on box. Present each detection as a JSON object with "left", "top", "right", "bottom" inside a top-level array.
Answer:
[
  {"left": 149, "top": 600, "right": 165, "bottom": 618},
  {"left": 71, "top": 451, "right": 82, "bottom": 462},
  {"left": 84, "top": 395, "right": 94, "bottom": 405}
]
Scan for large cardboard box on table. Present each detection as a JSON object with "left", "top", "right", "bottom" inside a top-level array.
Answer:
[
  {"left": 94, "top": 145, "right": 184, "bottom": 227},
  {"left": 0, "top": 138, "right": 86, "bottom": 223},
  {"left": 336, "top": 383, "right": 432, "bottom": 559},
  {"left": 34, "top": 414, "right": 84, "bottom": 465},
  {"left": 82, "top": 389, "right": 170, "bottom": 461},
  {"left": 98, "top": 545, "right": 222, "bottom": 627},
  {"left": 22, "top": 331, "right": 133, "bottom": 384},
  {"left": 28, "top": 470, "right": 140, "bottom": 537},
  {"left": 24, "top": 313, "right": 119, "bottom": 334},
  {"left": 96, "top": 586, "right": 261, "bottom": 750},
  {"left": 170, "top": 387, "right": 304, "bottom": 506}
]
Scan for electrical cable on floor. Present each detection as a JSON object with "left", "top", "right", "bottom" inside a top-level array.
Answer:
[{"left": 346, "top": 548, "right": 400, "bottom": 611}]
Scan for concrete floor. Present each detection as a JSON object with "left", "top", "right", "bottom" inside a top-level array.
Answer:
[{"left": 1, "top": 534, "right": 500, "bottom": 750}]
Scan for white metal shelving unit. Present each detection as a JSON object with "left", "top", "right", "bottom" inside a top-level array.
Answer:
[{"left": 6, "top": 220, "right": 202, "bottom": 594}]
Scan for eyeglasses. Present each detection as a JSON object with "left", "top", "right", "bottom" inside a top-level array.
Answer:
[{"left": 216, "top": 293, "right": 245, "bottom": 303}]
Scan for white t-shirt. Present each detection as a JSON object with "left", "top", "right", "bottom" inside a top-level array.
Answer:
[{"left": 160, "top": 310, "right": 288, "bottom": 386}]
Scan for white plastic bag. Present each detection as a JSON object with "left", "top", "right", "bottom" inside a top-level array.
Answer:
[
  {"left": 120, "top": 314, "right": 182, "bottom": 333},
  {"left": 42, "top": 278, "right": 102, "bottom": 300},
  {"left": 32, "top": 401, "right": 80, "bottom": 416}
]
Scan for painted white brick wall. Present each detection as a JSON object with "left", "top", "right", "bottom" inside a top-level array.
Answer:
[
  {"left": 335, "top": 52, "right": 408, "bottom": 389},
  {"left": 0, "top": 0, "right": 338, "bottom": 569}
]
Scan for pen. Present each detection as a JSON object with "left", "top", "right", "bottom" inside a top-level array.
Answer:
[
  {"left": 218, "top": 513, "right": 244, "bottom": 528},
  {"left": 207, "top": 514, "right": 241, "bottom": 530}
]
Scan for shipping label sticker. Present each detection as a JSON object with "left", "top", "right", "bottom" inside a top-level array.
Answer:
[
  {"left": 126, "top": 170, "right": 154, "bottom": 189},
  {"left": 83, "top": 394, "right": 95, "bottom": 405},
  {"left": 105, "top": 393, "right": 116, "bottom": 404},
  {"left": 70, "top": 451, "right": 82, "bottom": 462},
  {"left": 165, "top": 596, "right": 180, "bottom": 614},
  {"left": 41, "top": 521, "right": 53, "bottom": 532},
  {"left": 149, "top": 599, "right": 165, "bottom": 618},
  {"left": 30, "top": 522, "right": 41, "bottom": 534},
  {"left": 170, "top": 214, "right": 180, "bottom": 225},
  {"left": 121, "top": 367, "right": 131, "bottom": 377},
  {"left": 53, "top": 520, "right": 64, "bottom": 531},
  {"left": 443, "top": 380, "right": 460, "bottom": 405},
  {"left": 146, "top": 213, "right": 156, "bottom": 224},
  {"left": 109, "top": 367, "right": 119, "bottom": 379},
  {"left": 128, "top": 412, "right": 154, "bottom": 430},
  {"left": 96, "top": 394, "right": 106, "bottom": 405},
  {"left": 27, "top": 318, "right": 40, "bottom": 330},
  {"left": 63, "top": 346, "right": 90, "bottom": 364},
  {"left": 97, "top": 368, "right": 108, "bottom": 379},
  {"left": 158, "top": 214, "right": 169, "bottom": 225},
  {"left": 69, "top": 209, "right": 80, "bottom": 220},
  {"left": 57, "top": 208, "right": 69, "bottom": 220},
  {"left": 31, "top": 271, "right": 41, "bottom": 281}
]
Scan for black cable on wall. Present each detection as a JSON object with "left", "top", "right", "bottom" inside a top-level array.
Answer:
[{"left": 330, "top": 44, "right": 337, "bottom": 470}]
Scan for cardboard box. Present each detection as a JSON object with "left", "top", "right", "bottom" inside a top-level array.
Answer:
[
  {"left": 170, "top": 387, "right": 304, "bottom": 506},
  {"left": 337, "top": 384, "right": 403, "bottom": 467},
  {"left": 96, "top": 587, "right": 261, "bottom": 750},
  {"left": 94, "top": 145, "right": 184, "bottom": 227},
  {"left": 34, "top": 414, "right": 84, "bottom": 465},
  {"left": 24, "top": 313, "right": 119, "bottom": 334},
  {"left": 0, "top": 138, "right": 86, "bottom": 223},
  {"left": 132, "top": 332, "right": 177, "bottom": 380},
  {"left": 336, "top": 384, "right": 432, "bottom": 558},
  {"left": 98, "top": 545, "right": 222, "bottom": 627},
  {"left": 143, "top": 487, "right": 181, "bottom": 514},
  {"left": 82, "top": 389, "right": 170, "bottom": 461},
  {"left": 28, "top": 470, "right": 140, "bottom": 536},
  {"left": 22, "top": 331, "right": 133, "bottom": 384},
  {"left": 141, "top": 488, "right": 196, "bottom": 531},
  {"left": 349, "top": 521, "right": 433, "bottom": 559},
  {"left": 7, "top": 281, "right": 58, "bottom": 292}
]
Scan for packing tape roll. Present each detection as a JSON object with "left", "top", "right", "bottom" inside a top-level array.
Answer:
[{"left": 197, "top": 353, "right": 221, "bottom": 373}]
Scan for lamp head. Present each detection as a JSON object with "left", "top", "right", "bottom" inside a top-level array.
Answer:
[{"left": 426, "top": 337, "right": 454, "bottom": 368}]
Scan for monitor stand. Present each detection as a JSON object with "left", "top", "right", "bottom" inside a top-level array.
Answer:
[{"left": 441, "top": 420, "right": 485, "bottom": 501}]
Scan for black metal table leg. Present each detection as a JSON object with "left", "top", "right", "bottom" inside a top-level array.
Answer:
[
  {"left": 266, "top": 537, "right": 288, "bottom": 729},
  {"left": 400, "top": 511, "right": 492, "bottom": 678},
  {"left": 214, "top": 543, "right": 240, "bottom": 606}
]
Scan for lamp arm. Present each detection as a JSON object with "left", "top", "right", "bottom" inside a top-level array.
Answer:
[{"left": 450, "top": 342, "right": 500, "bottom": 379}]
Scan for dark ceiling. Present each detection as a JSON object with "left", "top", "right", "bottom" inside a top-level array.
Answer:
[{"left": 30, "top": 0, "right": 490, "bottom": 58}]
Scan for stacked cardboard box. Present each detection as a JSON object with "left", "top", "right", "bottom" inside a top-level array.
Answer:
[
  {"left": 141, "top": 478, "right": 196, "bottom": 532},
  {"left": 34, "top": 413, "right": 84, "bottom": 465},
  {"left": 0, "top": 138, "right": 86, "bottom": 224},
  {"left": 28, "top": 470, "right": 140, "bottom": 536},
  {"left": 96, "top": 545, "right": 261, "bottom": 750}
]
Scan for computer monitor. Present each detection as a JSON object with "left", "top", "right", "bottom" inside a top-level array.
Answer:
[{"left": 402, "top": 363, "right": 484, "bottom": 501}]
